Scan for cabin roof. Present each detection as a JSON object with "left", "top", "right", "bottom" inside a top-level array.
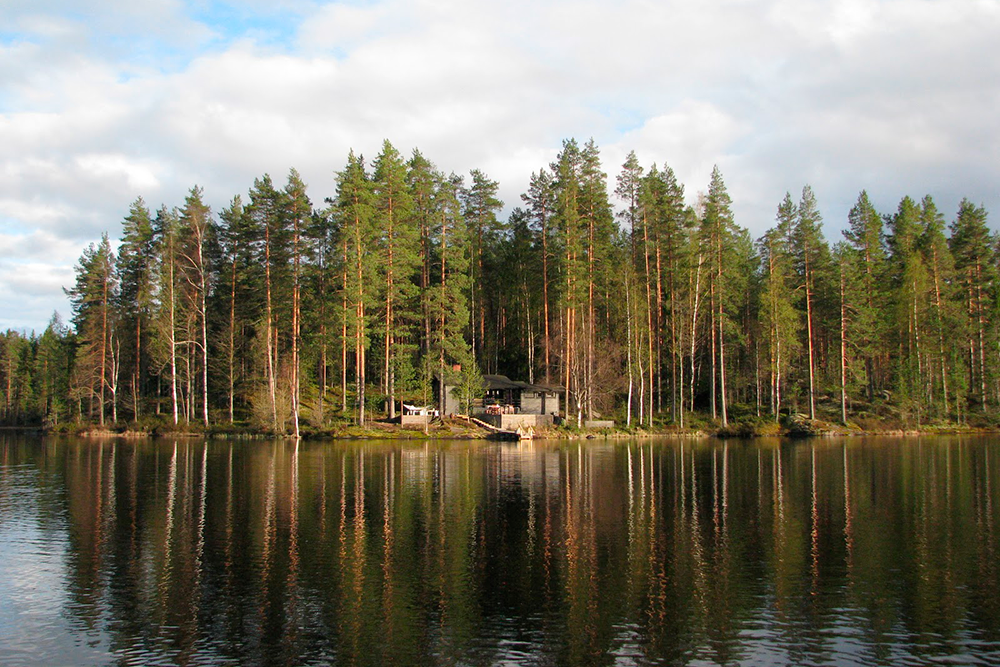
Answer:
[
  {"left": 484, "top": 374, "right": 563, "bottom": 394},
  {"left": 483, "top": 374, "right": 522, "bottom": 390}
]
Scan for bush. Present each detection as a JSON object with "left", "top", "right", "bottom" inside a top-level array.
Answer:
[{"left": 250, "top": 384, "right": 291, "bottom": 434}]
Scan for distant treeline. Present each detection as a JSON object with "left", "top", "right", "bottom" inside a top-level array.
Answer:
[{"left": 0, "top": 139, "right": 994, "bottom": 432}]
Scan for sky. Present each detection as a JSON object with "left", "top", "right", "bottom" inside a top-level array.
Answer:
[{"left": 2, "top": 0, "right": 998, "bottom": 333}]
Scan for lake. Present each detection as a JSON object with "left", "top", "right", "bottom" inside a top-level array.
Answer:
[{"left": 1, "top": 434, "right": 998, "bottom": 666}]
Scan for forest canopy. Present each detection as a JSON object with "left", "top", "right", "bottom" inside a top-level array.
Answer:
[{"left": 1, "top": 139, "right": 994, "bottom": 433}]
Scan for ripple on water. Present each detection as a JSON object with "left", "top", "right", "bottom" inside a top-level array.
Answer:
[
  {"left": 3, "top": 436, "right": 1000, "bottom": 666},
  {"left": 1, "top": 467, "right": 107, "bottom": 666}
]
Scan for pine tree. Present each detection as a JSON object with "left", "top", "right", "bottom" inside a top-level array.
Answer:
[
  {"left": 553, "top": 139, "right": 588, "bottom": 425},
  {"left": 115, "top": 197, "right": 155, "bottom": 420},
  {"left": 522, "top": 168, "right": 556, "bottom": 383},
  {"left": 496, "top": 207, "right": 538, "bottom": 382},
  {"left": 919, "top": 196, "right": 956, "bottom": 416},
  {"left": 408, "top": 150, "right": 438, "bottom": 366},
  {"left": 761, "top": 194, "right": 801, "bottom": 420},
  {"left": 682, "top": 205, "right": 705, "bottom": 428},
  {"left": 1, "top": 331, "right": 33, "bottom": 425},
  {"left": 284, "top": 169, "right": 312, "bottom": 437},
  {"left": 178, "top": 186, "right": 214, "bottom": 427},
  {"left": 67, "top": 234, "right": 116, "bottom": 426},
  {"left": 615, "top": 150, "right": 645, "bottom": 425},
  {"left": 35, "top": 314, "right": 72, "bottom": 425},
  {"left": 152, "top": 206, "right": 182, "bottom": 423},
  {"left": 216, "top": 195, "right": 252, "bottom": 423},
  {"left": 646, "top": 164, "right": 689, "bottom": 422},
  {"left": 793, "top": 185, "right": 828, "bottom": 418},
  {"left": 373, "top": 141, "right": 416, "bottom": 420},
  {"left": 247, "top": 175, "right": 287, "bottom": 432},
  {"left": 886, "top": 196, "right": 928, "bottom": 418},
  {"left": 304, "top": 201, "right": 340, "bottom": 425},
  {"left": 844, "top": 190, "right": 886, "bottom": 401},
  {"left": 701, "top": 166, "right": 736, "bottom": 426},
  {"left": 833, "top": 242, "right": 852, "bottom": 424},
  {"left": 429, "top": 173, "right": 472, "bottom": 415},
  {"left": 578, "top": 139, "right": 615, "bottom": 421},
  {"left": 950, "top": 198, "right": 994, "bottom": 410},
  {"left": 334, "top": 150, "right": 377, "bottom": 426},
  {"left": 463, "top": 169, "right": 503, "bottom": 370}
]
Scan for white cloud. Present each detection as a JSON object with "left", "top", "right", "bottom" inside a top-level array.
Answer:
[
  {"left": 0, "top": 231, "right": 77, "bottom": 331},
  {"left": 1, "top": 0, "right": 998, "bottom": 330},
  {"left": 75, "top": 153, "right": 162, "bottom": 191},
  {"left": 617, "top": 102, "right": 749, "bottom": 179},
  {"left": 0, "top": 196, "right": 77, "bottom": 230},
  {"left": 297, "top": 2, "right": 397, "bottom": 52}
]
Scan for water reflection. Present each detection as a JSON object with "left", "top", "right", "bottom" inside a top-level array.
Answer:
[{"left": 0, "top": 436, "right": 999, "bottom": 665}]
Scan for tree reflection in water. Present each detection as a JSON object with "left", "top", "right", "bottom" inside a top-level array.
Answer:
[{"left": 0, "top": 435, "right": 998, "bottom": 666}]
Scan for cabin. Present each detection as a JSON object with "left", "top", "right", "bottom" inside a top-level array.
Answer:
[
  {"left": 435, "top": 372, "right": 563, "bottom": 430},
  {"left": 482, "top": 375, "right": 561, "bottom": 417}
]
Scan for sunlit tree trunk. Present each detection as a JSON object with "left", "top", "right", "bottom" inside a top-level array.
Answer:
[
  {"left": 643, "top": 211, "right": 655, "bottom": 426},
  {"left": 291, "top": 212, "right": 301, "bottom": 439},
  {"left": 689, "top": 252, "right": 703, "bottom": 426},
  {"left": 341, "top": 237, "right": 349, "bottom": 414},
  {"left": 840, "top": 258, "right": 848, "bottom": 425},
  {"left": 264, "top": 221, "right": 278, "bottom": 432},
  {"left": 717, "top": 229, "right": 728, "bottom": 427},
  {"left": 805, "top": 244, "right": 816, "bottom": 420},
  {"left": 930, "top": 246, "right": 949, "bottom": 414}
]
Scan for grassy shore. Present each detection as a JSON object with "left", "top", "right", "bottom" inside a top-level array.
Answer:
[{"left": 30, "top": 410, "right": 1000, "bottom": 441}]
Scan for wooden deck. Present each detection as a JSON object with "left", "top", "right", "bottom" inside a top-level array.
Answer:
[{"left": 459, "top": 415, "right": 533, "bottom": 440}]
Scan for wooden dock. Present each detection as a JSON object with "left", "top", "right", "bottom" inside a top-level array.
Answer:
[{"left": 458, "top": 415, "right": 533, "bottom": 440}]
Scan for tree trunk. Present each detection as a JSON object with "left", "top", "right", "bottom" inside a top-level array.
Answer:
[
  {"left": 668, "top": 246, "right": 678, "bottom": 423},
  {"left": 355, "top": 214, "right": 366, "bottom": 427},
  {"left": 439, "top": 209, "right": 448, "bottom": 415},
  {"left": 643, "top": 212, "right": 655, "bottom": 427},
  {"left": 386, "top": 202, "right": 395, "bottom": 421},
  {"left": 587, "top": 205, "right": 595, "bottom": 421},
  {"left": 264, "top": 223, "right": 278, "bottom": 433},
  {"left": 195, "top": 235, "right": 209, "bottom": 428},
  {"left": 678, "top": 308, "right": 685, "bottom": 429},
  {"left": 976, "top": 260, "right": 987, "bottom": 408},
  {"left": 420, "top": 199, "right": 430, "bottom": 357},
  {"left": 931, "top": 246, "right": 949, "bottom": 414},
  {"left": 228, "top": 253, "right": 237, "bottom": 423},
  {"left": 542, "top": 216, "right": 550, "bottom": 384},
  {"left": 168, "top": 248, "right": 178, "bottom": 425},
  {"left": 912, "top": 280, "right": 923, "bottom": 416},
  {"left": 840, "top": 259, "right": 848, "bottom": 425},
  {"left": 805, "top": 245, "right": 816, "bottom": 420},
  {"left": 689, "top": 252, "right": 703, "bottom": 425},
  {"left": 109, "top": 333, "right": 118, "bottom": 424},
  {"left": 655, "top": 243, "right": 664, "bottom": 416},
  {"left": 717, "top": 232, "right": 728, "bottom": 427},
  {"left": 100, "top": 273, "right": 108, "bottom": 427},
  {"left": 200, "top": 277, "right": 209, "bottom": 428},
  {"left": 709, "top": 277, "right": 716, "bottom": 420},
  {"left": 289, "top": 201, "right": 303, "bottom": 438},
  {"left": 626, "top": 275, "right": 633, "bottom": 427},
  {"left": 341, "top": 238, "right": 349, "bottom": 414},
  {"left": 133, "top": 314, "right": 141, "bottom": 419}
]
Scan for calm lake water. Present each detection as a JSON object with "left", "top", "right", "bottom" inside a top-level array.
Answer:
[{"left": 1, "top": 435, "right": 998, "bottom": 666}]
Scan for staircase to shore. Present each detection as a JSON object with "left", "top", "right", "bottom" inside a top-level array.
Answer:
[{"left": 456, "top": 415, "right": 530, "bottom": 440}]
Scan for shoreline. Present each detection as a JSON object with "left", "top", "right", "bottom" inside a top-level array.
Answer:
[{"left": 6, "top": 417, "right": 998, "bottom": 441}]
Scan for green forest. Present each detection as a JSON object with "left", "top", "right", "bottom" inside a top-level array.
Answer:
[{"left": 1, "top": 138, "right": 995, "bottom": 435}]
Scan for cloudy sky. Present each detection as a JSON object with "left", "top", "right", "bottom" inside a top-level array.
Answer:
[{"left": 2, "top": 0, "right": 998, "bottom": 332}]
